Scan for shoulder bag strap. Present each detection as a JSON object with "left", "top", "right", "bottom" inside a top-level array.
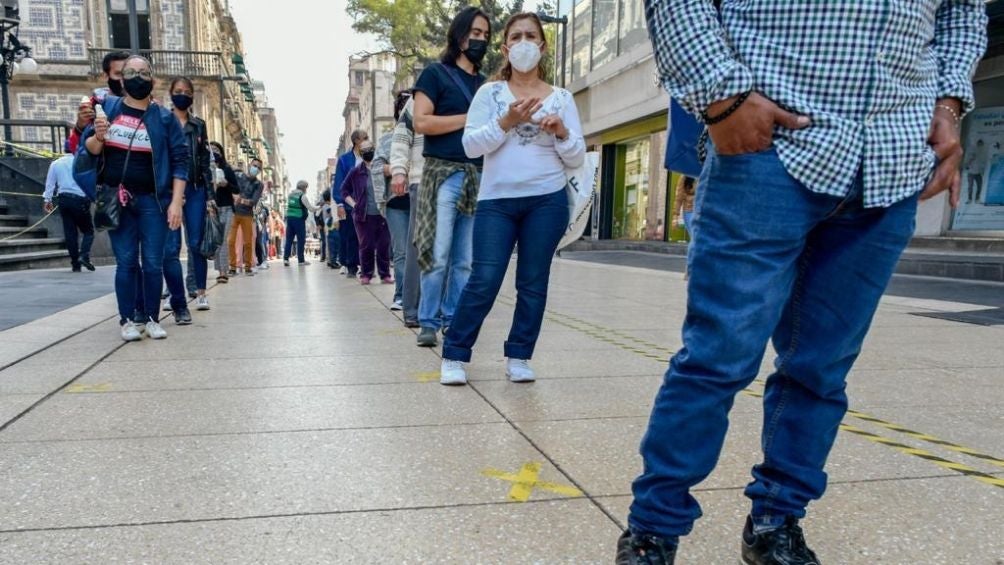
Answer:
[{"left": 437, "top": 64, "right": 476, "bottom": 105}]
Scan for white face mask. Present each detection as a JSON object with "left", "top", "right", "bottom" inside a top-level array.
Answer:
[{"left": 508, "top": 40, "right": 542, "bottom": 74}]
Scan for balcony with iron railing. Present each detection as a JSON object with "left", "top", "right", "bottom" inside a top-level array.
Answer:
[{"left": 88, "top": 49, "right": 228, "bottom": 79}]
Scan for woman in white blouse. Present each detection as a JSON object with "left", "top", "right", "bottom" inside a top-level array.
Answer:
[{"left": 439, "top": 12, "right": 586, "bottom": 386}]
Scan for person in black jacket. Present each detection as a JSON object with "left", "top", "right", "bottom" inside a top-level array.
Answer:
[
  {"left": 161, "top": 76, "right": 214, "bottom": 322},
  {"left": 210, "top": 141, "right": 240, "bottom": 283}
]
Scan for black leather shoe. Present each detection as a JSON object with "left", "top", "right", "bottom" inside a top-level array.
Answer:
[
  {"left": 80, "top": 258, "right": 95, "bottom": 271},
  {"left": 616, "top": 530, "right": 676, "bottom": 565},
  {"left": 741, "top": 516, "right": 820, "bottom": 565}
]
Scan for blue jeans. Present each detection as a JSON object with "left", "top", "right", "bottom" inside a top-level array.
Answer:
[
  {"left": 418, "top": 171, "right": 476, "bottom": 330},
  {"left": 109, "top": 194, "right": 169, "bottom": 325},
  {"left": 326, "top": 228, "right": 341, "bottom": 265},
  {"left": 443, "top": 188, "right": 568, "bottom": 362},
  {"left": 163, "top": 184, "right": 208, "bottom": 310},
  {"left": 628, "top": 147, "right": 918, "bottom": 541},
  {"left": 386, "top": 206, "right": 411, "bottom": 302},
  {"left": 284, "top": 216, "right": 307, "bottom": 262},
  {"left": 339, "top": 213, "right": 359, "bottom": 272}
]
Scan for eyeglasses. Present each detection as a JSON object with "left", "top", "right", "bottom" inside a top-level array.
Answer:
[{"left": 122, "top": 68, "right": 153, "bottom": 80}]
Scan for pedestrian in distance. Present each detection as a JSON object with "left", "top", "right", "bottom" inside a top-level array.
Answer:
[
  {"left": 76, "top": 54, "right": 187, "bottom": 343},
  {"left": 161, "top": 76, "right": 214, "bottom": 323},
  {"left": 43, "top": 151, "right": 96, "bottom": 273},
  {"left": 616, "top": 1, "right": 987, "bottom": 564},
  {"left": 284, "top": 180, "right": 321, "bottom": 266},
  {"left": 333, "top": 129, "right": 367, "bottom": 279},
  {"left": 412, "top": 5, "right": 491, "bottom": 348},
  {"left": 321, "top": 189, "right": 341, "bottom": 270},
  {"left": 340, "top": 140, "right": 392, "bottom": 285},
  {"left": 227, "top": 157, "right": 264, "bottom": 276},
  {"left": 438, "top": 12, "right": 585, "bottom": 386},
  {"left": 210, "top": 141, "right": 240, "bottom": 284}
]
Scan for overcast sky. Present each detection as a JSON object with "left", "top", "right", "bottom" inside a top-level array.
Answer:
[{"left": 228, "top": 0, "right": 379, "bottom": 191}]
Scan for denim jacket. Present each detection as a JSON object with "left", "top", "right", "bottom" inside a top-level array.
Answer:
[{"left": 73, "top": 95, "right": 189, "bottom": 207}]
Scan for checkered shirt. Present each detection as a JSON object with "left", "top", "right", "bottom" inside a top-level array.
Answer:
[{"left": 646, "top": 0, "right": 988, "bottom": 207}]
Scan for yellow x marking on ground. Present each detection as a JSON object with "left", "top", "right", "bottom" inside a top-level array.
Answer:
[
  {"left": 481, "top": 462, "right": 583, "bottom": 502},
  {"left": 414, "top": 371, "right": 440, "bottom": 383}
]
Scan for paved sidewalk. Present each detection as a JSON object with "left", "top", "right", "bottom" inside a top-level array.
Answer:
[{"left": 0, "top": 258, "right": 1001, "bottom": 563}]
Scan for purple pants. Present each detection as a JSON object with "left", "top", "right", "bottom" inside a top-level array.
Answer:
[{"left": 356, "top": 214, "right": 392, "bottom": 279}]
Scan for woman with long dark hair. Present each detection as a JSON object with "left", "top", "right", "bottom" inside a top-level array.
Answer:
[
  {"left": 162, "top": 76, "right": 214, "bottom": 321},
  {"left": 438, "top": 13, "right": 585, "bottom": 385},
  {"left": 78, "top": 55, "right": 187, "bottom": 341}
]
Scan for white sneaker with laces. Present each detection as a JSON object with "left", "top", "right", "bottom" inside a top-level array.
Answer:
[
  {"left": 440, "top": 359, "right": 468, "bottom": 386},
  {"left": 196, "top": 296, "right": 210, "bottom": 311},
  {"left": 121, "top": 322, "right": 143, "bottom": 342},
  {"left": 390, "top": 300, "right": 403, "bottom": 311},
  {"left": 162, "top": 298, "right": 173, "bottom": 312},
  {"left": 339, "top": 266, "right": 347, "bottom": 274},
  {"left": 506, "top": 358, "right": 536, "bottom": 383},
  {"left": 146, "top": 321, "right": 168, "bottom": 340}
]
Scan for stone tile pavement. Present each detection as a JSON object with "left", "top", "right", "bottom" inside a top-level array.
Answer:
[{"left": 0, "top": 256, "right": 1001, "bottom": 563}]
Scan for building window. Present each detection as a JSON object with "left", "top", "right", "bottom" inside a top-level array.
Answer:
[
  {"left": 355, "top": 71, "right": 365, "bottom": 86},
  {"left": 571, "top": 0, "right": 591, "bottom": 80},
  {"left": 591, "top": 0, "right": 617, "bottom": 70},
  {"left": 108, "top": 0, "right": 151, "bottom": 50},
  {"left": 618, "top": 0, "right": 646, "bottom": 55}
]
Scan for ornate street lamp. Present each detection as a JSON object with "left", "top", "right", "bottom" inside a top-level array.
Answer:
[{"left": 1, "top": 1, "right": 38, "bottom": 154}]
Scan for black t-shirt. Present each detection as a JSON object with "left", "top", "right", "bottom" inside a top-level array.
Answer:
[
  {"left": 413, "top": 62, "right": 484, "bottom": 166},
  {"left": 102, "top": 104, "right": 156, "bottom": 194}
]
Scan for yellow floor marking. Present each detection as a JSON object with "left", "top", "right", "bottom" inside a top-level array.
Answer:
[
  {"left": 414, "top": 371, "right": 440, "bottom": 383},
  {"left": 65, "top": 383, "right": 111, "bottom": 393},
  {"left": 379, "top": 328, "right": 413, "bottom": 337},
  {"left": 481, "top": 462, "right": 584, "bottom": 502}
]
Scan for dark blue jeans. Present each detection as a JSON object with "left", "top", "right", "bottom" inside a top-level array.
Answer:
[
  {"left": 163, "top": 184, "right": 208, "bottom": 310},
  {"left": 628, "top": 147, "right": 918, "bottom": 541},
  {"left": 326, "top": 228, "right": 341, "bottom": 265},
  {"left": 284, "top": 216, "right": 307, "bottom": 263},
  {"left": 108, "top": 194, "right": 169, "bottom": 325},
  {"left": 56, "top": 193, "right": 95, "bottom": 267},
  {"left": 442, "top": 188, "right": 568, "bottom": 362},
  {"left": 339, "top": 213, "right": 359, "bottom": 272}
]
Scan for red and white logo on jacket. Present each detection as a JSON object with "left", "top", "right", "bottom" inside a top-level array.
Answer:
[{"left": 105, "top": 114, "right": 152, "bottom": 153}]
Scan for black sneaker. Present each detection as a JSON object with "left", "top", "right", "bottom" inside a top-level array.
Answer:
[
  {"left": 71, "top": 264, "right": 82, "bottom": 273},
  {"left": 417, "top": 327, "right": 438, "bottom": 347},
  {"left": 173, "top": 308, "right": 193, "bottom": 326},
  {"left": 80, "top": 258, "right": 96, "bottom": 271},
  {"left": 616, "top": 530, "right": 676, "bottom": 565},
  {"left": 227, "top": 268, "right": 237, "bottom": 276},
  {"left": 741, "top": 516, "right": 820, "bottom": 565},
  {"left": 404, "top": 319, "right": 420, "bottom": 329}
]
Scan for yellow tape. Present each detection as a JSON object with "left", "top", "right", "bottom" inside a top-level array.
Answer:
[
  {"left": 482, "top": 461, "right": 584, "bottom": 502},
  {"left": 495, "top": 294, "right": 1004, "bottom": 489}
]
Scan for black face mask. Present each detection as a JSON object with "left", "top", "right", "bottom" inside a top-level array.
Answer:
[
  {"left": 464, "top": 39, "right": 488, "bottom": 65},
  {"left": 212, "top": 151, "right": 225, "bottom": 165},
  {"left": 360, "top": 149, "right": 376, "bottom": 162},
  {"left": 107, "top": 77, "right": 125, "bottom": 97},
  {"left": 172, "top": 94, "right": 194, "bottom": 111},
  {"left": 123, "top": 77, "right": 154, "bottom": 100}
]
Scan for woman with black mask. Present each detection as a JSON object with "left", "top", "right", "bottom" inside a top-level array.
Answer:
[
  {"left": 411, "top": 6, "right": 491, "bottom": 348},
  {"left": 160, "top": 76, "right": 214, "bottom": 321},
  {"left": 77, "top": 55, "right": 187, "bottom": 342}
]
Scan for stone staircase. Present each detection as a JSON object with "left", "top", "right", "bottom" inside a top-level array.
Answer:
[{"left": 0, "top": 204, "right": 67, "bottom": 271}]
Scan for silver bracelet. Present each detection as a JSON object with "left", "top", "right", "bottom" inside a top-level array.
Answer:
[{"left": 935, "top": 104, "right": 961, "bottom": 124}]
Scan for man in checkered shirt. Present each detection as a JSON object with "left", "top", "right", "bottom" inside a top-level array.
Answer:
[{"left": 617, "top": 2, "right": 988, "bottom": 564}]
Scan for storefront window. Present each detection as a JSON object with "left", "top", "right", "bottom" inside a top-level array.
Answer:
[
  {"left": 952, "top": 75, "right": 1004, "bottom": 231},
  {"left": 613, "top": 137, "right": 650, "bottom": 240},
  {"left": 618, "top": 0, "right": 647, "bottom": 55},
  {"left": 592, "top": 0, "right": 617, "bottom": 70},
  {"left": 572, "top": 0, "right": 591, "bottom": 80}
]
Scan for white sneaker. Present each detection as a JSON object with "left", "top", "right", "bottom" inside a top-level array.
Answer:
[
  {"left": 121, "top": 321, "right": 143, "bottom": 342},
  {"left": 339, "top": 266, "right": 347, "bottom": 274},
  {"left": 196, "top": 296, "right": 210, "bottom": 311},
  {"left": 162, "top": 298, "right": 173, "bottom": 312},
  {"left": 506, "top": 358, "right": 536, "bottom": 383},
  {"left": 146, "top": 321, "right": 168, "bottom": 340},
  {"left": 390, "top": 300, "right": 403, "bottom": 311},
  {"left": 440, "top": 359, "right": 468, "bottom": 386}
]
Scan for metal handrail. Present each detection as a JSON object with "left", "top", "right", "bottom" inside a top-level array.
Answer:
[
  {"left": 88, "top": 49, "right": 229, "bottom": 78},
  {"left": 0, "top": 119, "right": 69, "bottom": 156}
]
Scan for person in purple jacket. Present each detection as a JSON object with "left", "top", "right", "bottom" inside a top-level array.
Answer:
[{"left": 340, "top": 141, "right": 392, "bottom": 285}]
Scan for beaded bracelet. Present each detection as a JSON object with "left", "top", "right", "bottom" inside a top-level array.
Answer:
[
  {"left": 935, "top": 104, "right": 962, "bottom": 125},
  {"left": 701, "top": 91, "right": 752, "bottom": 125}
]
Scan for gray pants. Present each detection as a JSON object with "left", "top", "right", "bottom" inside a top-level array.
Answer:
[
  {"left": 402, "top": 184, "right": 421, "bottom": 323},
  {"left": 213, "top": 206, "right": 235, "bottom": 276}
]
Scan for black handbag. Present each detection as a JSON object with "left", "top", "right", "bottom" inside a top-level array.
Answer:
[
  {"left": 200, "top": 203, "right": 224, "bottom": 258},
  {"left": 93, "top": 111, "right": 146, "bottom": 231}
]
